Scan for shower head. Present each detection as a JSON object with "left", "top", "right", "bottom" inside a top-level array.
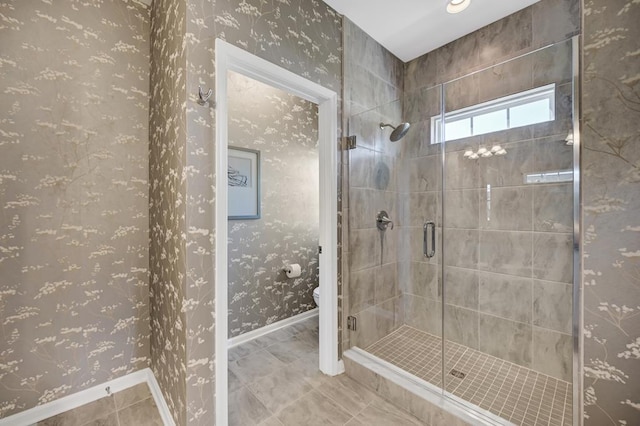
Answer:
[{"left": 380, "top": 122, "right": 411, "bottom": 142}]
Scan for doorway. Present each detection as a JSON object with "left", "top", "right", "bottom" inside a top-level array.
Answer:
[{"left": 214, "top": 40, "right": 340, "bottom": 425}]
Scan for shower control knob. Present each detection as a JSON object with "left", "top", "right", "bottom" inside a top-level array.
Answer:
[{"left": 376, "top": 211, "right": 394, "bottom": 231}]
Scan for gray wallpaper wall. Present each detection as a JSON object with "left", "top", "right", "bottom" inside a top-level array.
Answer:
[
  {"left": 227, "top": 72, "right": 320, "bottom": 338},
  {"left": 149, "top": 0, "right": 342, "bottom": 423},
  {"left": 582, "top": 0, "right": 640, "bottom": 424},
  {"left": 149, "top": 0, "right": 188, "bottom": 424},
  {"left": 0, "top": 0, "right": 150, "bottom": 418}
]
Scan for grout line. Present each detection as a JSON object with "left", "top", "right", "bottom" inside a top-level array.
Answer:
[
  {"left": 115, "top": 404, "right": 122, "bottom": 426},
  {"left": 365, "top": 325, "right": 571, "bottom": 425}
]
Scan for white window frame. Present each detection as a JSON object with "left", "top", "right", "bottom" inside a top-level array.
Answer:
[{"left": 432, "top": 83, "right": 556, "bottom": 143}]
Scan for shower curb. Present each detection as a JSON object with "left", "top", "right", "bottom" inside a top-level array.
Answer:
[{"left": 343, "top": 348, "right": 514, "bottom": 426}]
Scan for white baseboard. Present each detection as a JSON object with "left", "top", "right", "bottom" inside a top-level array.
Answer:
[
  {"left": 228, "top": 308, "right": 319, "bottom": 348},
  {"left": 144, "top": 369, "right": 175, "bottom": 426},
  {"left": 0, "top": 368, "right": 174, "bottom": 426}
]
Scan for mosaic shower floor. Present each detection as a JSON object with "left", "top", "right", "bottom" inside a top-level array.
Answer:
[{"left": 366, "top": 325, "right": 572, "bottom": 426}]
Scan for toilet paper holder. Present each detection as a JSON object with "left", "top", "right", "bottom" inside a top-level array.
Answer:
[{"left": 283, "top": 264, "right": 302, "bottom": 278}]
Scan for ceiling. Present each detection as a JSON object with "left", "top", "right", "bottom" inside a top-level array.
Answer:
[{"left": 322, "top": 0, "right": 540, "bottom": 62}]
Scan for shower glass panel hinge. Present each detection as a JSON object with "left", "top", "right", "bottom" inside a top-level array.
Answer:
[
  {"left": 342, "top": 135, "right": 357, "bottom": 150},
  {"left": 318, "top": 245, "right": 322, "bottom": 254},
  {"left": 347, "top": 316, "right": 357, "bottom": 331}
]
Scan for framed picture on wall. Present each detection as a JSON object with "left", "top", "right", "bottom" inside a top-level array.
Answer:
[{"left": 228, "top": 146, "right": 261, "bottom": 220}]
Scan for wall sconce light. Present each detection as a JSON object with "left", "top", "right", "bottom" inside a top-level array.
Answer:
[
  {"left": 463, "top": 145, "right": 507, "bottom": 160},
  {"left": 565, "top": 132, "right": 574, "bottom": 145}
]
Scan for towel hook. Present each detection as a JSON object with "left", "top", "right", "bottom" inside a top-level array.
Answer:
[{"left": 198, "top": 85, "right": 213, "bottom": 106}]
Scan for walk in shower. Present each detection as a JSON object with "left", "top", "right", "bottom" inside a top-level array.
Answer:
[{"left": 344, "top": 36, "right": 579, "bottom": 426}]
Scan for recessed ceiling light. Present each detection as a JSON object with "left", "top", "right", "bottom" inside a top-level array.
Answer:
[{"left": 447, "top": 0, "right": 471, "bottom": 14}]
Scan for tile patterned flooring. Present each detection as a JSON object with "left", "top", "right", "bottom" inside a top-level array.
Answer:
[
  {"left": 366, "top": 325, "right": 572, "bottom": 426},
  {"left": 36, "top": 382, "right": 163, "bottom": 426},
  {"left": 228, "top": 316, "right": 424, "bottom": 425},
  {"left": 33, "top": 317, "right": 424, "bottom": 426},
  {"left": 29, "top": 320, "right": 573, "bottom": 426}
]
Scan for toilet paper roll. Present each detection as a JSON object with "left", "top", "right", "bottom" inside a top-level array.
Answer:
[{"left": 284, "top": 263, "right": 301, "bottom": 278}]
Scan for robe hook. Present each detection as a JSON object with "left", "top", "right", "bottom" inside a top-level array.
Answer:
[{"left": 198, "top": 85, "right": 213, "bottom": 106}]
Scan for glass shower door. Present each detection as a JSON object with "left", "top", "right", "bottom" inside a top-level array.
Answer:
[
  {"left": 345, "top": 99, "right": 405, "bottom": 355},
  {"left": 345, "top": 87, "right": 445, "bottom": 391},
  {"left": 441, "top": 39, "right": 576, "bottom": 425}
]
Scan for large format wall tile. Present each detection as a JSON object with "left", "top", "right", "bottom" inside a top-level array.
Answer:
[
  {"left": 478, "top": 140, "right": 535, "bottom": 188},
  {"left": 532, "top": 38, "right": 573, "bottom": 87},
  {"left": 479, "top": 314, "right": 532, "bottom": 367},
  {"left": 532, "top": 232, "right": 573, "bottom": 283},
  {"left": 400, "top": 261, "right": 439, "bottom": 301},
  {"left": 345, "top": 19, "right": 403, "bottom": 356},
  {"left": 0, "top": 1, "right": 150, "bottom": 418},
  {"left": 445, "top": 189, "right": 480, "bottom": 229},
  {"left": 344, "top": 19, "right": 402, "bottom": 118},
  {"left": 532, "top": 327, "right": 572, "bottom": 382},
  {"left": 478, "top": 230, "right": 533, "bottom": 277},
  {"left": 409, "top": 155, "right": 441, "bottom": 192},
  {"left": 478, "top": 272, "right": 533, "bottom": 323},
  {"left": 401, "top": 0, "right": 579, "bottom": 394},
  {"left": 406, "top": 191, "right": 440, "bottom": 228},
  {"left": 533, "top": 280, "right": 572, "bottom": 334},
  {"left": 349, "top": 229, "right": 382, "bottom": 272},
  {"left": 350, "top": 296, "right": 403, "bottom": 348},
  {"left": 443, "top": 267, "right": 478, "bottom": 311},
  {"left": 444, "top": 229, "right": 479, "bottom": 270},
  {"left": 533, "top": 183, "right": 573, "bottom": 233},
  {"left": 404, "top": 295, "right": 442, "bottom": 337},
  {"left": 445, "top": 305, "right": 479, "bottom": 349},
  {"left": 531, "top": 0, "right": 580, "bottom": 48},
  {"left": 479, "top": 186, "right": 533, "bottom": 231}
]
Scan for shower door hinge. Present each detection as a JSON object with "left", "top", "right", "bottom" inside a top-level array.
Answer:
[
  {"left": 318, "top": 245, "right": 322, "bottom": 254},
  {"left": 347, "top": 315, "right": 357, "bottom": 331},
  {"left": 342, "top": 135, "right": 357, "bottom": 150}
]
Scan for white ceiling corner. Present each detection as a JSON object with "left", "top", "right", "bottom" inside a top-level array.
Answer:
[{"left": 322, "top": 0, "right": 541, "bottom": 62}]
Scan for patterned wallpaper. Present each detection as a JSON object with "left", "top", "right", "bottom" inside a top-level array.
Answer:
[
  {"left": 187, "top": 1, "right": 342, "bottom": 422},
  {"left": 184, "top": 1, "right": 216, "bottom": 423},
  {"left": 149, "top": 0, "right": 343, "bottom": 423},
  {"left": 149, "top": 0, "right": 188, "bottom": 424},
  {"left": 0, "top": 0, "right": 150, "bottom": 418},
  {"left": 227, "top": 71, "right": 320, "bottom": 338},
  {"left": 582, "top": 0, "right": 640, "bottom": 424}
]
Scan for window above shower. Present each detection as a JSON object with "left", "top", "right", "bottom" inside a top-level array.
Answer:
[{"left": 431, "top": 83, "right": 556, "bottom": 143}]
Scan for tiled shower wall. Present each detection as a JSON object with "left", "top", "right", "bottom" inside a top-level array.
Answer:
[
  {"left": 0, "top": 0, "right": 150, "bottom": 418},
  {"left": 227, "top": 72, "right": 320, "bottom": 338},
  {"left": 344, "top": 19, "right": 405, "bottom": 350},
  {"left": 399, "top": 0, "right": 579, "bottom": 383},
  {"left": 403, "top": 42, "right": 575, "bottom": 382}
]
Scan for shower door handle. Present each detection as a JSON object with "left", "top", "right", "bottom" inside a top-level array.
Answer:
[{"left": 423, "top": 221, "right": 436, "bottom": 258}]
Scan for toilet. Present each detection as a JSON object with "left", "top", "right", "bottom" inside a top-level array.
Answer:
[{"left": 313, "top": 287, "right": 320, "bottom": 307}]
